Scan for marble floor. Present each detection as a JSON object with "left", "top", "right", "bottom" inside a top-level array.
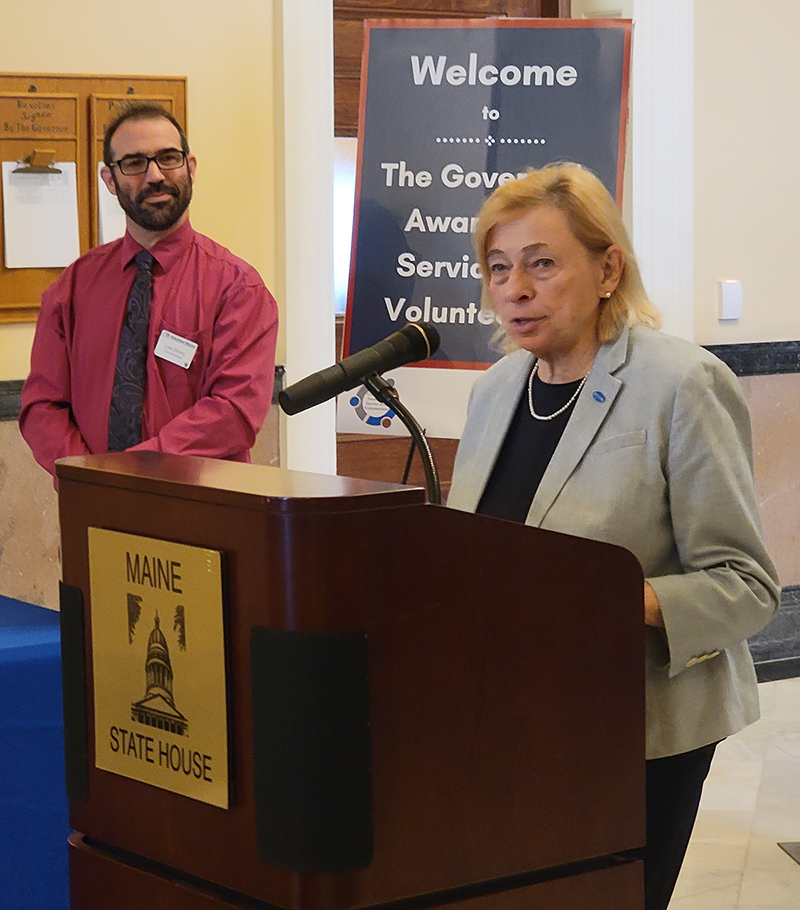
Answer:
[{"left": 669, "top": 677, "right": 800, "bottom": 909}]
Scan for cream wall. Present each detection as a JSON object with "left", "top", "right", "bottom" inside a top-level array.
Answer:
[
  {"left": 694, "top": 2, "right": 800, "bottom": 344},
  {"left": 0, "top": 324, "right": 36, "bottom": 379},
  {"left": 560, "top": 2, "right": 800, "bottom": 347},
  {"left": 0, "top": 0, "right": 281, "bottom": 381}
]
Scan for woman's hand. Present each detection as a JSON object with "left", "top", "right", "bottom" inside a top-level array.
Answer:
[{"left": 644, "top": 582, "right": 665, "bottom": 628}]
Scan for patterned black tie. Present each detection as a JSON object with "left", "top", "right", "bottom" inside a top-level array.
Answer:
[{"left": 108, "top": 250, "right": 154, "bottom": 451}]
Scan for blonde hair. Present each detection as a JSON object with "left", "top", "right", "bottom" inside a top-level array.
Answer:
[{"left": 473, "top": 162, "right": 661, "bottom": 347}]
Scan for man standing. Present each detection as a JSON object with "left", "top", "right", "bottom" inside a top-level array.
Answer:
[{"left": 20, "top": 101, "right": 278, "bottom": 476}]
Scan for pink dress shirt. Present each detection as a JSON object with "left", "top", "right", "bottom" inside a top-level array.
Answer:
[{"left": 20, "top": 221, "right": 278, "bottom": 477}]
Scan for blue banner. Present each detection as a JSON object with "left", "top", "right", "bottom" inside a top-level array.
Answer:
[{"left": 345, "top": 19, "right": 631, "bottom": 368}]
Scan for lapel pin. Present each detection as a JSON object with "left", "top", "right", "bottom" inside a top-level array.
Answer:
[{"left": 592, "top": 391, "right": 606, "bottom": 403}]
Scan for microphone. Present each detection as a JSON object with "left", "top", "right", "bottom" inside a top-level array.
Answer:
[{"left": 278, "top": 322, "right": 440, "bottom": 415}]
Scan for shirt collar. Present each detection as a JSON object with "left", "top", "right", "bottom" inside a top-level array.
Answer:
[{"left": 121, "top": 219, "right": 195, "bottom": 272}]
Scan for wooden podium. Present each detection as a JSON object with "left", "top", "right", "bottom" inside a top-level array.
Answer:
[{"left": 56, "top": 452, "right": 646, "bottom": 910}]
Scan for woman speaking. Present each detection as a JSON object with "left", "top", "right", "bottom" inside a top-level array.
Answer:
[{"left": 448, "top": 163, "right": 780, "bottom": 910}]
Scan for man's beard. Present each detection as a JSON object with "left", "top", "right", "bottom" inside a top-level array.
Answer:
[{"left": 113, "top": 172, "right": 193, "bottom": 232}]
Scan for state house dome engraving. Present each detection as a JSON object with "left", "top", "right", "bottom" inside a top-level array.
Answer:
[{"left": 131, "top": 613, "right": 188, "bottom": 736}]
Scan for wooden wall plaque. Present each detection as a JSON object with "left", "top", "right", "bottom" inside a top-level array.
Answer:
[{"left": 0, "top": 91, "right": 80, "bottom": 322}]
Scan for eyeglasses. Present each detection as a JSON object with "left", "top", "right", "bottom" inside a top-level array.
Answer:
[{"left": 110, "top": 149, "right": 187, "bottom": 176}]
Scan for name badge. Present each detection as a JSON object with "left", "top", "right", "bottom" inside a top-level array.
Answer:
[{"left": 154, "top": 330, "right": 198, "bottom": 369}]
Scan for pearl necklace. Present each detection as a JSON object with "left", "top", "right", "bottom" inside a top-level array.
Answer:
[{"left": 527, "top": 361, "right": 588, "bottom": 421}]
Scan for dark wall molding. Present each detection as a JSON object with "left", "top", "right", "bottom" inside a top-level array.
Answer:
[
  {"left": 2, "top": 341, "right": 798, "bottom": 422},
  {"left": 750, "top": 585, "right": 800, "bottom": 683},
  {"left": 705, "top": 340, "right": 800, "bottom": 377},
  {"left": 1, "top": 372, "right": 285, "bottom": 422},
  {"left": 0, "top": 380, "right": 22, "bottom": 421}
]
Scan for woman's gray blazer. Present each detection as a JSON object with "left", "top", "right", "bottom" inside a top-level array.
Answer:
[{"left": 448, "top": 324, "right": 780, "bottom": 759}]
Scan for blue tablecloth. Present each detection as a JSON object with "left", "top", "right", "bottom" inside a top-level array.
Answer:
[{"left": 0, "top": 595, "right": 70, "bottom": 910}]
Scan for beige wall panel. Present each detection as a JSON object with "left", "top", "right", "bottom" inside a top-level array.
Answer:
[
  {"left": 695, "top": 3, "right": 800, "bottom": 344},
  {"left": 741, "top": 373, "right": 800, "bottom": 587},
  {"left": 0, "top": 421, "right": 59, "bottom": 608}
]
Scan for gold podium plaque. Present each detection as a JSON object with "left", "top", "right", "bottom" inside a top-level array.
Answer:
[{"left": 88, "top": 528, "right": 229, "bottom": 808}]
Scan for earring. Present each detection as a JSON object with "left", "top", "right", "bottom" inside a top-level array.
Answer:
[{"left": 603, "top": 292, "right": 612, "bottom": 298}]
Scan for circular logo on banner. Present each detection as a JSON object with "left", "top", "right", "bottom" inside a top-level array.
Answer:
[{"left": 349, "top": 382, "right": 397, "bottom": 428}]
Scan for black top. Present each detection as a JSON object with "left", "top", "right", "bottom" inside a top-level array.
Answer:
[{"left": 476, "top": 369, "right": 582, "bottom": 523}]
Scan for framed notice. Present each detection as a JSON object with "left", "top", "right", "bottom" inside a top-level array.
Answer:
[
  {"left": 88, "top": 528, "right": 230, "bottom": 808},
  {"left": 339, "top": 19, "right": 631, "bottom": 437}
]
